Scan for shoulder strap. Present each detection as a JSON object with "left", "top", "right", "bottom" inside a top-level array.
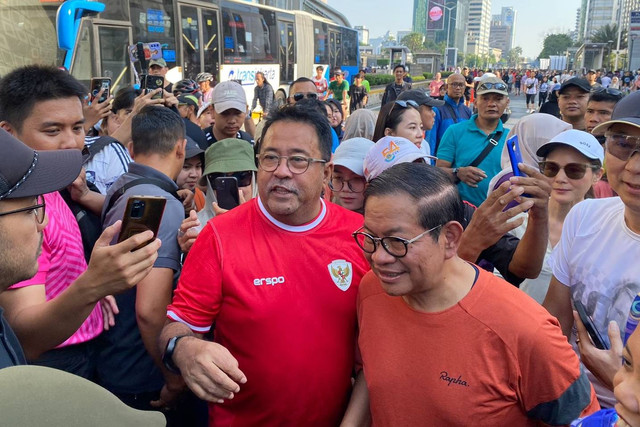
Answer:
[
  {"left": 102, "top": 178, "right": 180, "bottom": 224},
  {"left": 84, "top": 136, "right": 120, "bottom": 164},
  {"left": 469, "top": 131, "right": 503, "bottom": 168}
]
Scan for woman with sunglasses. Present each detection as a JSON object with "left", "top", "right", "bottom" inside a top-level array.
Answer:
[
  {"left": 372, "top": 100, "right": 425, "bottom": 152},
  {"left": 512, "top": 129, "right": 603, "bottom": 303},
  {"left": 177, "top": 138, "right": 258, "bottom": 254}
]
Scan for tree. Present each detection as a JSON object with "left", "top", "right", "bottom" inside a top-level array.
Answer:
[
  {"left": 401, "top": 32, "right": 425, "bottom": 55},
  {"left": 591, "top": 23, "right": 627, "bottom": 50},
  {"left": 538, "top": 34, "right": 573, "bottom": 59},
  {"left": 506, "top": 46, "right": 523, "bottom": 67}
]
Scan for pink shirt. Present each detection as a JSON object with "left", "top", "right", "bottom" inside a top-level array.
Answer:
[{"left": 11, "top": 192, "right": 103, "bottom": 347}]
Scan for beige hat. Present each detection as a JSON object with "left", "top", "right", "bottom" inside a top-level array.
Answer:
[
  {"left": 212, "top": 81, "right": 247, "bottom": 113},
  {"left": 0, "top": 365, "right": 166, "bottom": 426}
]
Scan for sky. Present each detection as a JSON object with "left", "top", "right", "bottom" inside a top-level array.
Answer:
[{"left": 326, "top": 0, "right": 580, "bottom": 58}]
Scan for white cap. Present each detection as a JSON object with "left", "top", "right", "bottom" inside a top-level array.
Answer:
[
  {"left": 363, "top": 136, "right": 434, "bottom": 181},
  {"left": 212, "top": 81, "right": 247, "bottom": 113},
  {"left": 536, "top": 129, "right": 605, "bottom": 164},
  {"left": 333, "top": 138, "right": 374, "bottom": 176},
  {"left": 197, "top": 102, "right": 212, "bottom": 118}
]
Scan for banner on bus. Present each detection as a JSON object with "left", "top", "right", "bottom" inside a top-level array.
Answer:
[{"left": 220, "top": 64, "right": 280, "bottom": 103}]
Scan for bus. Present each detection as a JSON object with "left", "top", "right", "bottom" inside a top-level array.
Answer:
[{"left": 1, "top": 0, "right": 359, "bottom": 103}]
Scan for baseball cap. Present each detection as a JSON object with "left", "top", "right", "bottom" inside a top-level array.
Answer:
[
  {"left": 559, "top": 77, "right": 591, "bottom": 94},
  {"left": 212, "top": 81, "right": 247, "bottom": 113},
  {"left": 185, "top": 136, "right": 204, "bottom": 160},
  {"left": 363, "top": 136, "right": 434, "bottom": 182},
  {"left": 588, "top": 69, "right": 597, "bottom": 74},
  {"left": 177, "top": 95, "right": 199, "bottom": 109},
  {"left": 537, "top": 129, "right": 604, "bottom": 163},
  {"left": 0, "top": 129, "right": 82, "bottom": 200},
  {"left": 149, "top": 58, "right": 167, "bottom": 68},
  {"left": 201, "top": 138, "right": 257, "bottom": 182},
  {"left": 397, "top": 89, "right": 445, "bottom": 107},
  {"left": 592, "top": 91, "right": 640, "bottom": 135},
  {"left": 197, "top": 102, "right": 212, "bottom": 118},
  {"left": 0, "top": 365, "right": 165, "bottom": 426},
  {"left": 333, "top": 138, "right": 375, "bottom": 176},
  {"left": 475, "top": 76, "right": 509, "bottom": 96}
]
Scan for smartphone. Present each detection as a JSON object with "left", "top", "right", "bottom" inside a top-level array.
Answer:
[
  {"left": 141, "top": 74, "right": 164, "bottom": 100},
  {"left": 574, "top": 300, "right": 609, "bottom": 350},
  {"left": 506, "top": 135, "right": 526, "bottom": 177},
  {"left": 214, "top": 177, "right": 240, "bottom": 210},
  {"left": 118, "top": 196, "right": 167, "bottom": 250},
  {"left": 90, "top": 77, "right": 111, "bottom": 103}
]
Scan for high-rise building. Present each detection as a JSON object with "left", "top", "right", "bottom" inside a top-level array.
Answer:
[
  {"left": 500, "top": 6, "right": 516, "bottom": 49},
  {"left": 412, "top": 0, "right": 471, "bottom": 53},
  {"left": 355, "top": 25, "right": 370, "bottom": 45},
  {"left": 621, "top": 0, "right": 640, "bottom": 36},
  {"left": 584, "top": 0, "right": 621, "bottom": 40},
  {"left": 466, "top": 0, "right": 492, "bottom": 56},
  {"left": 489, "top": 6, "right": 516, "bottom": 53}
]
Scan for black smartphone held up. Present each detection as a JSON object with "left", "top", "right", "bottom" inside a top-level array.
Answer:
[
  {"left": 90, "top": 77, "right": 111, "bottom": 103},
  {"left": 214, "top": 177, "right": 240, "bottom": 210},
  {"left": 506, "top": 135, "right": 526, "bottom": 177},
  {"left": 118, "top": 196, "right": 167, "bottom": 250},
  {"left": 574, "top": 300, "right": 609, "bottom": 350},
  {"left": 141, "top": 74, "right": 164, "bottom": 100}
]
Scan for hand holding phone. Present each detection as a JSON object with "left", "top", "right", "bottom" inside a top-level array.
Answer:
[
  {"left": 118, "top": 196, "right": 167, "bottom": 250},
  {"left": 90, "top": 77, "right": 111, "bottom": 103},
  {"left": 213, "top": 177, "right": 240, "bottom": 210},
  {"left": 141, "top": 75, "right": 165, "bottom": 100},
  {"left": 506, "top": 135, "right": 526, "bottom": 177},
  {"left": 574, "top": 300, "right": 609, "bottom": 350}
]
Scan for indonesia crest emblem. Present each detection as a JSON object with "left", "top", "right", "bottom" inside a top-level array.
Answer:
[{"left": 328, "top": 259, "right": 353, "bottom": 291}]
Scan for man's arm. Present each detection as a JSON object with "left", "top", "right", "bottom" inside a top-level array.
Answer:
[
  {"left": 435, "top": 159, "right": 487, "bottom": 188},
  {"left": 159, "top": 320, "right": 247, "bottom": 403},
  {"left": 543, "top": 276, "right": 574, "bottom": 339},
  {"left": 0, "top": 223, "right": 160, "bottom": 359},
  {"left": 340, "top": 370, "right": 371, "bottom": 427}
]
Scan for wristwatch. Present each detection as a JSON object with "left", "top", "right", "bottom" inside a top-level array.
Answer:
[
  {"left": 452, "top": 168, "right": 461, "bottom": 184},
  {"left": 162, "top": 335, "right": 190, "bottom": 374}
]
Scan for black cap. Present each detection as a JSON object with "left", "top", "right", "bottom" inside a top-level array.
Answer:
[
  {"left": 185, "top": 136, "right": 204, "bottom": 159},
  {"left": 592, "top": 91, "right": 640, "bottom": 135},
  {"left": 559, "top": 78, "right": 591, "bottom": 94},
  {"left": 0, "top": 129, "right": 82, "bottom": 200},
  {"left": 397, "top": 89, "right": 445, "bottom": 107},
  {"left": 177, "top": 95, "right": 199, "bottom": 109}
]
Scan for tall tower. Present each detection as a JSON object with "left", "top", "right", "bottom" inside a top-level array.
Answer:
[
  {"left": 584, "top": 0, "right": 621, "bottom": 40},
  {"left": 466, "top": 0, "right": 492, "bottom": 55}
]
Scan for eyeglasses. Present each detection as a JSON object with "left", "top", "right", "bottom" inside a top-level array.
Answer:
[
  {"left": 352, "top": 224, "right": 443, "bottom": 258},
  {"left": 449, "top": 82, "right": 465, "bottom": 88},
  {"left": 0, "top": 195, "right": 46, "bottom": 224},
  {"left": 393, "top": 100, "right": 419, "bottom": 108},
  {"left": 256, "top": 153, "right": 327, "bottom": 174},
  {"left": 605, "top": 133, "right": 640, "bottom": 161},
  {"left": 591, "top": 87, "right": 623, "bottom": 97},
  {"left": 329, "top": 176, "right": 366, "bottom": 193},
  {"left": 477, "top": 82, "right": 508, "bottom": 92},
  {"left": 538, "top": 161, "right": 595, "bottom": 180},
  {"left": 293, "top": 92, "right": 318, "bottom": 102},
  {"left": 207, "top": 171, "right": 253, "bottom": 187}
]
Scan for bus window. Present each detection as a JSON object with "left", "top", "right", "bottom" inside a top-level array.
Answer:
[
  {"left": 329, "top": 30, "right": 341, "bottom": 70},
  {"left": 277, "top": 20, "right": 294, "bottom": 83},
  {"left": 341, "top": 28, "right": 358, "bottom": 67},
  {"left": 221, "top": 3, "right": 277, "bottom": 64},
  {"left": 313, "top": 21, "right": 328, "bottom": 65},
  {"left": 98, "top": 26, "right": 132, "bottom": 92},
  {"left": 98, "top": 0, "right": 130, "bottom": 22},
  {"left": 180, "top": 5, "right": 201, "bottom": 79},
  {"left": 129, "top": 0, "right": 177, "bottom": 68},
  {"left": 70, "top": 20, "right": 95, "bottom": 87},
  {"left": 202, "top": 9, "right": 220, "bottom": 80}
]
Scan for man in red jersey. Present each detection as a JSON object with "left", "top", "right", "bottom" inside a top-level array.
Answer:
[{"left": 159, "top": 105, "right": 370, "bottom": 426}]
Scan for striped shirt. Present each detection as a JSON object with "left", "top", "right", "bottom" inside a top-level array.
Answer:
[
  {"left": 11, "top": 192, "right": 103, "bottom": 346},
  {"left": 84, "top": 136, "right": 132, "bottom": 194}
]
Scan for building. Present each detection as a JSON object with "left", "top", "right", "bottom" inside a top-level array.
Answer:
[
  {"left": 355, "top": 25, "right": 370, "bottom": 45},
  {"left": 489, "top": 21, "right": 511, "bottom": 53},
  {"left": 584, "top": 0, "right": 621, "bottom": 41},
  {"left": 500, "top": 6, "right": 516, "bottom": 49},
  {"left": 621, "top": 0, "right": 640, "bottom": 36},
  {"left": 466, "top": 0, "right": 492, "bottom": 56}
]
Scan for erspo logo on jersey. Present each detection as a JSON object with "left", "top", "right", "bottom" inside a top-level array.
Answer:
[
  {"left": 253, "top": 276, "right": 285, "bottom": 286},
  {"left": 328, "top": 259, "right": 353, "bottom": 291}
]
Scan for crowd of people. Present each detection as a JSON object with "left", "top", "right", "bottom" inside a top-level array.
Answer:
[{"left": 1, "top": 58, "right": 640, "bottom": 427}]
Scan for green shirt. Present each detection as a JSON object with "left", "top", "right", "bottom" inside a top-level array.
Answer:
[{"left": 329, "top": 80, "right": 349, "bottom": 102}]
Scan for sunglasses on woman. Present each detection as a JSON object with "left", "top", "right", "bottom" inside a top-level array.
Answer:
[
  {"left": 207, "top": 171, "right": 253, "bottom": 187},
  {"left": 538, "top": 161, "right": 595, "bottom": 180}
]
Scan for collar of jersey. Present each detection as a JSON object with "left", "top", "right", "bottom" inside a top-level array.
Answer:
[{"left": 257, "top": 196, "right": 327, "bottom": 233}]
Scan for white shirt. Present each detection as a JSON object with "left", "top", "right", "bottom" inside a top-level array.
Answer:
[{"left": 84, "top": 136, "right": 133, "bottom": 194}]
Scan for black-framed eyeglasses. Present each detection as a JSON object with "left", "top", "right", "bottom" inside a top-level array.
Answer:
[
  {"left": 329, "top": 176, "right": 366, "bottom": 193},
  {"left": 256, "top": 153, "right": 327, "bottom": 174},
  {"left": 293, "top": 92, "right": 318, "bottom": 102},
  {"left": 207, "top": 170, "right": 253, "bottom": 187},
  {"left": 0, "top": 194, "right": 46, "bottom": 224},
  {"left": 477, "top": 82, "right": 508, "bottom": 92},
  {"left": 352, "top": 224, "right": 443, "bottom": 258},
  {"left": 448, "top": 82, "right": 465, "bottom": 88},
  {"left": 538, "top": 161, "right": 596, "bottom": 180},
  {"left": 605, "top": 133, "right": 640, "bottom": 161},
  {"left": 591, "top": 87, "right": 623, "bottom": 98}
]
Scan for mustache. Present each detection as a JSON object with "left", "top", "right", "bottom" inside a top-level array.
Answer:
[{"left": 267, "top": 180, "right": 298, "bottom": 194}]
